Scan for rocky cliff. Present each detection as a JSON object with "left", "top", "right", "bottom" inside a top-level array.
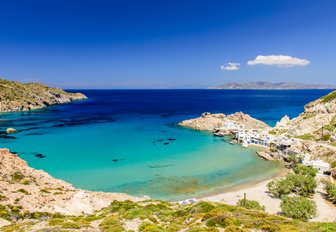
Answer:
[
  {"left": 286, "top": 90, "right": 336, "bottom": 144},
  {"left": 0, "top": 79, "right": 87, "bottom": 112}
]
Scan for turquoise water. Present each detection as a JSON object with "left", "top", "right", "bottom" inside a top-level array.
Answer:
[{"left": 0, "top": 90, "right": 331, "bottom": 200}]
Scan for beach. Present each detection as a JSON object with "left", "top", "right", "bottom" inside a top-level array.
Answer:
[{"left": 201, "top": 172, "right": 336, "bottom": 222}]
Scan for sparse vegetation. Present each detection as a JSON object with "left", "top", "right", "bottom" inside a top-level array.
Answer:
[
  {"left": 324, "top": 180, "right": 336, "bottom": 204},
  {"left": 0, "top": 199, "right": 335, "bottom": 231},
  {"left": 236, "top": 198, "right": 265, "bottom": 211},
  {"left": 295, "top": 133, "right": 315, "bottom": 141},
  {"left": 322, "top": 91, "right": 336, "bottom": 103},
  {"left": 14, "top": 188, "right": 30, "bottom": 195},
  {"left": 0, "top": 78, "right": 86, "bottom": 113},
  {"left": 11, "top": 171, "right": 25, "bottom": 182}
]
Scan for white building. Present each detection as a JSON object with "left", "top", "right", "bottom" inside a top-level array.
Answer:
[
  {"left": 235, "top": 129, "right": 274, "bottom": 147},
  {"left": 303, "top": 160, "right": 330, "bottom": 174}
]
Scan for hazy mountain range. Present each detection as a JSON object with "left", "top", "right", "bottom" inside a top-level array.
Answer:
[{"left": 209, "top": 82, "right": 336, "bottom": 90}]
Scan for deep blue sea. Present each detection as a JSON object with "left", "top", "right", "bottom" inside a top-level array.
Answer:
[{"left": 0, "top": 89, "right": 332, "bottom": 200}]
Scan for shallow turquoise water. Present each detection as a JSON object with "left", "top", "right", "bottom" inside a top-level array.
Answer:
[
  {"left": 1, "top": 89, "right": 330, "bottom": 200},
  {"left": 3, "top": 116, "right": 281, "bottom": 200}
]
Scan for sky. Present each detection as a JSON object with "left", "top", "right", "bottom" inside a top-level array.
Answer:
[{"left": 0, "top": 0, "right": 335, "bottom": 89}]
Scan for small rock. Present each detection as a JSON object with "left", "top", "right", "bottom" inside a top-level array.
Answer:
[{"left": 6, "top": 128, "right": 17, "bottom": 134}]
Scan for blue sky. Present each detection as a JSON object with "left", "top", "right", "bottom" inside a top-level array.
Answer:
[{"left": 0, "top": 0, "right": 335, "bottom": 88}]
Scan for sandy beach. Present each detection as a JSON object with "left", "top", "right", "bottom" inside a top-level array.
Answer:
[{"left": 201, "top": 173, "right": 336, "bottom": 222}]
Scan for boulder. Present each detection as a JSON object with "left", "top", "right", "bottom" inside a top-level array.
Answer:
[{"left": 6, "top": 128, "right": 16, "bottom": 134}]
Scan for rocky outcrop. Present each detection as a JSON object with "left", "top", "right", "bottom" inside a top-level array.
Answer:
[
  {"left": 226, "top": 112, "right": 270, "bottom": 130},
  {"left": 271, "top": 90, "right": 336, "bottom": 146},
  {"left": 0, "top": 148, "right": 143, "bottom": 215},
  {"left": 275, "top": 91, "right": 336, "bottom": 143},
  {"left": 0, "top": 79, "right": 87, "bottom": 112},
  {"left": 274, "top": 115, "right": 291, "bottom": 130},
  {"left": 179, "top": 112, "right": 270, "bottom": 132},
  {"left": 179, "top": 113, "right": 226, "bottom": 131}
]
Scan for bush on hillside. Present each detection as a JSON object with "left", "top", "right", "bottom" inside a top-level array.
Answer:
[
  {"left": 267, "top": 170, "right": 317, "bottom": 198},
  {"left": 236, "top": 199, "right": 265, "bottom": 211},
  {"left": 280, "top": 196, "right": 317, "bottom": 221},
  {"left": 324, "top": 180, "right": 336, "bottom": 204},
  {"left": 293, "top": 164, "right": 318, "bottom": 177}
]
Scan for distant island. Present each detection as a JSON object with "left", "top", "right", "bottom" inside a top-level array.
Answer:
[{"left": 209, "top": 82, "right": 336, "bottom": 90}]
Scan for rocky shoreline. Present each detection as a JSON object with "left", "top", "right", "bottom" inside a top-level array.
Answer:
[
  {"left": 0, "top": 148, "right": 145, "bottom": 217},
  {"left": 0, "top": 79, "right": 87, "bottom": 112},
  {"left": 178, "top": 90, "right": 336, "bottom": 166}
]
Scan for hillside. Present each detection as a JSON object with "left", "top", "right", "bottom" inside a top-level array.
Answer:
[
  {"left": 0, "top": 150, "right": 335, "bottom": 231},
  {"left": 271, "top": 90, "right": 336, "bottom": 162},
  {"left": 0, "top": 79, "right": 87, "bottom": 112},
  {"left": 281, "top": 90, "right": 336, "bottom": 144},
  {"left": 210, "top": 82, "right": 336, "bottom": 90}
]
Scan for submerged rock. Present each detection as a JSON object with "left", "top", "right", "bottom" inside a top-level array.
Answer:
[{"left": 35, "top": 154, "right": 46, "bottom": 158}]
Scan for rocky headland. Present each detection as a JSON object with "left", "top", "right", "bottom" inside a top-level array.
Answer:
[
  {"left": 0, "top": 79, "right": 87, "bottom": 112},
  {"left": 270, "top": 90, "right": 336, "bottom": 163},
  {"left": 179, "top": 111, "right": 270, "bottom": 132}
]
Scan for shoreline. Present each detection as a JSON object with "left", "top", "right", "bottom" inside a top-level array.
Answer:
[
  {"left": 200, "top": 164, "right": 288, "bottom": 198},
  {"left": 197, "top": 166, "right": 289, "bottom": 214}
]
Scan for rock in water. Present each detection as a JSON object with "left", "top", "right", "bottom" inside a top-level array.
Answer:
[{"left": 6, "top": 128, "right": 16, "bottom": 134}]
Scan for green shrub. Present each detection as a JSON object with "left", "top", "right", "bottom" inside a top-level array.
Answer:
[
  {"left": 258, "top": 224, "right": 280, "bottom": 232},
  {"left": 267, "top": 177, "right": 294, "bottom": 197},
  {"left": 11, "top": 172, "right": 24, "bottom": 182},
  {"left": 331, "top": 161, "right": 336, "bottom": 168},
  {"left": 295, "top": 134, "right": 315, "bottom": 141},
  {"left": 287, "top": 173, "right": 317, "bottom": 197},
  {"left": 324, "top": 180, "right": 336, "bottom": 203},
  {"left": 267, "top": 172, "right": 317, "bottom": 198},
  {"left": 322, "top": 91, "right": 336, "bottom": 103},
  {"left": 280, "top": 196, "right": 317, "bottom": 221},
  {"left": 293, "top": 164, "right": 318, "bottom": 177},
  {"left": 188, "top": 227, "right": 219, "bottom": 232},
  {"left": 286, "top": 154, "right": 302, "bottom": 165},
  {"left": 193, "top": 202, "right": 215, "bottom": 213},
  {"left": 138, "top": 221, "right": 165, "bottom": 232},
  {"left": 0, "top": 194, "right": 6, "bottom": 201},
  {"left": 99, "top": 215, "right": 124, "bottom": 232},
  {"left": 322, "top": 134, "right": 331, "bottom": 141},
  {"left": 15, "top": 188, "right": 30, "bottom": 195},
  {"left": 61, "top": 221, "right": 80, "bottom": 229},
  {"left": 236, "top": 199, "right": 265, "bottom": 211},
  {"left": 205, "top": 215, "right": 237, "bottom": 228},
  {"left": 48, "top": 218, "right": 64, "bottom": 226}
]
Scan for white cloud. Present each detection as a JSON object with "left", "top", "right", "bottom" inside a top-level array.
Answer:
[
  {"left": 221, "top": 62, "right": 240, "bottom": 71},
  {"left": 247, "top": 55, "right": 310, "bottom": 67}
]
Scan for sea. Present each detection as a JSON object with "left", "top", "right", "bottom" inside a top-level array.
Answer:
[{"left": 0, "top": 89, "right": 331, "bottom": 201}]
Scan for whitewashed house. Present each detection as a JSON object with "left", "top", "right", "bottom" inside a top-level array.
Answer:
[{"left": 303, "top": 160, "right": 330, "bottom": 174}]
